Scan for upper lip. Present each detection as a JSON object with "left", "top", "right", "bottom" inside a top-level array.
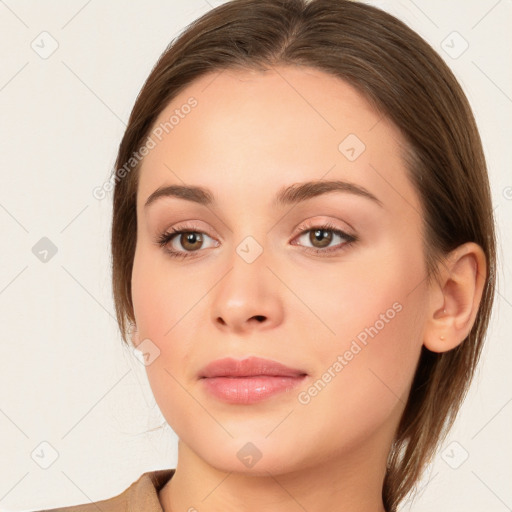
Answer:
[{"left": 199, "top": 356, "right": 308, "bottom": 378}]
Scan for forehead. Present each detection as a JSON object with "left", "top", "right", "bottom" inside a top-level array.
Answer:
[{"left": 137, "top": 65, "right": 419, "bottom": 216}]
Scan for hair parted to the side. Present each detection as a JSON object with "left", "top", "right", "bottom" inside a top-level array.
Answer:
[{"left": 110, "top": 1, "right": 496, "bottom": 510}]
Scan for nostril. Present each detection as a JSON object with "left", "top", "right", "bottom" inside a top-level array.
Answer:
[{"left": 253, "top": 315, "right": 266, "bottom": 322}]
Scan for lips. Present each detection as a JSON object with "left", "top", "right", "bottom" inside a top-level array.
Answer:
[
  {"left": 199, "top": 356, "right": 308, "bottom": 405},
  {"left": 199, "top": 356, "right": 308, "bottom": 379}
]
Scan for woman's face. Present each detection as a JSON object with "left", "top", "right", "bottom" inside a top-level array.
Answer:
[{"left": 132, "top": 65, "right": 430, "bottom": 474}]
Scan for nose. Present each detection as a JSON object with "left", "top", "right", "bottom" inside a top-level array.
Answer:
[{"left": 210, "top": 251, "right": 284, "bottom": 334}]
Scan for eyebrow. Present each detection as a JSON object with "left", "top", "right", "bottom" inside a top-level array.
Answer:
[{"left": 144, "top": 179, "right": 383, "bottom": 209}]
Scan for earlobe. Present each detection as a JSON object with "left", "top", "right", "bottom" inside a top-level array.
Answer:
[{"left": 423, "top": 242, "right": 487, "bottom": 353}]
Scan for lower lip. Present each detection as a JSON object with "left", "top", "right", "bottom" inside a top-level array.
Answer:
[{"left": 201, "top": 375, "right": 307, "bottom": 404}]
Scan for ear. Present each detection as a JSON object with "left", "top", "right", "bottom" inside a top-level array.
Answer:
[{"left": 423, "top": 242, "right": 487, "bottom": 353}]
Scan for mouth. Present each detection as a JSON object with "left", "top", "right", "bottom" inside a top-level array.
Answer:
[{"left": 198, "top": 356, "right": 308, "bottom": 404}]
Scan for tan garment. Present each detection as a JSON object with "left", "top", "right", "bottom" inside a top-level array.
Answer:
[{"left": 35, "top": 469, "right": 175, "bottom": 511}]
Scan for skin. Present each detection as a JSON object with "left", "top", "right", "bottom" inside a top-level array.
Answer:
[{"left": 130, "top": 65, "right": 486, "bottom": 512}]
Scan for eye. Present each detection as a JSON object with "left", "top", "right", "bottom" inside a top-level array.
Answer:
[
  {"left": 154, "top": 223, "right": 218, "bottom": 259},
  {"left": 154, "top": 220, "right": 357, "bottom": 260},
  {"left": 291, "top": 221, "right": 357, "bottom": 256}
]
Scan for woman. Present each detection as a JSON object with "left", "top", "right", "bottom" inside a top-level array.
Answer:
[{"left": 35, "top": 0, "right": 496, "bottom": 510}]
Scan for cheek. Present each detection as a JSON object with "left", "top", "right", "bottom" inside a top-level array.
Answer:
[
  {"left": 131, "top": 245, "right": 202, "bottom": 418},
  {"left": 295, "top": 240, "right": 427, "bottom": 438},
  {"left": 131, "top": 250, "right": 194, "bottom": 436},
  {"left": 295, "top": 234, "right": 426, "bottom": 352},
  {"left": 302, "top": 296, "right": 424, "bottom": 450},
  {"left": 131, "top": 243, "right": 201, "bottom": 341}
]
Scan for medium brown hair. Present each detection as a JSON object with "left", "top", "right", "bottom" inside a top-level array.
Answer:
[{"left": 110, "top": 1, "right": 496, "bottom": 509}]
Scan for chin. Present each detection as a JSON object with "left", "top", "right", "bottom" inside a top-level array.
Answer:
[{"left": 190, "top": 434, "right": 308, "bottom": 476}]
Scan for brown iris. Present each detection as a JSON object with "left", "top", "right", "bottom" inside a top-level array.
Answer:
[
  {"left": 310, "top": 228, "right": 333, "bottom": 248},
  {"left": 180, "top": 232, "right": 203, "bottom": 251}
]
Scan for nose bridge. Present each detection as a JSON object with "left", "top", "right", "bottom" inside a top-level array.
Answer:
[
  {"left": 210, "top": 227, "right": 284, "bottom": 332},
  {"left": 223, "top": 205, "right": 272, "bottom": 268},
  {"left": 224, "top": 231, "right": 270, "bottom": 302}
]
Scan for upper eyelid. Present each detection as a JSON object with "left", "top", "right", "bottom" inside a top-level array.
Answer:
[
  {"left": 167, "top": 220, "right": 352, "bottom": 235},
  {"left": 165, "top": 220, "right": 355, "bottom": 246},
  {"left": 169, "top": 216, "right": 354, "bottom": 232}
]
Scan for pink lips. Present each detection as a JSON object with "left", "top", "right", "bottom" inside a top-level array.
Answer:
[{"left": 199, "top": 356, "right": 308, "bottom": 404}]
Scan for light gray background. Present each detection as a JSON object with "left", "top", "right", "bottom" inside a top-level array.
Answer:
[{"left": 0, "top": 1, "right": 511, "bottom": 510}]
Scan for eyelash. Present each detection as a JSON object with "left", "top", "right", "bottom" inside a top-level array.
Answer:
[{"left": 154, "top": 221, "right": 358, "bottom": 260}]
